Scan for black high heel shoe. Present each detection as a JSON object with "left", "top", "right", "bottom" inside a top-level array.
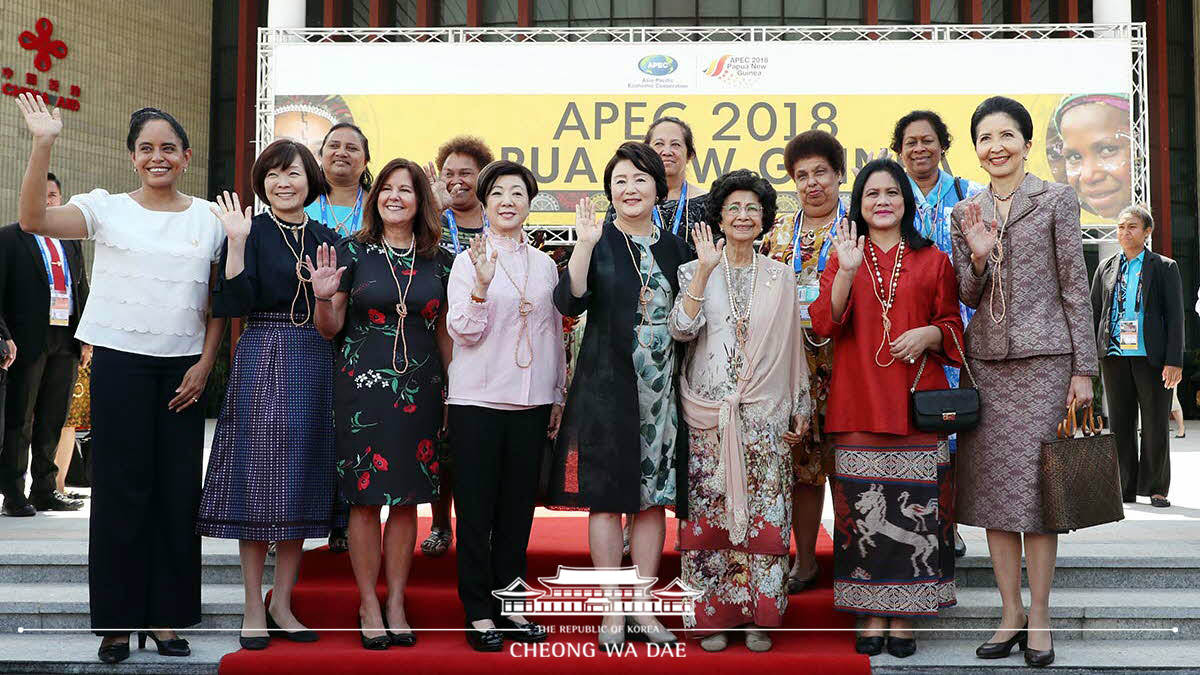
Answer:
[
  {"left": 267, "top": 610, "right": 319, "bottom": 643},
  {"left": 383, "top": 617, "right": 417, "bottom": 647},
  {"left": 886, "top": 635, "right": 917, "bottom": 658},
  {"left": 854, "top": 635, "right": 884, "bottom": 655},
  {"left": 97, "top": 637, "right": 130, "bottom": 663},
  {"left": 239, "top": 618, "right": 270, "bottom": 651},
  {"left": 138, "top": 631, "right": 191, "bottom": 656},
  {"left": 1024, "top": 631, "right": 1054, "bottom": 667},
  {"left": 358, "top": 617, "right": 390, "bottom": 650},
  {"left": 975, "top": 621, "right": 1028, "bottom": 659},
  {"left": 465, "top": 621, "right": 504, "bottom": 652},
  {"left": 497, "top": 616, "right": 548, "bottom": 643}
]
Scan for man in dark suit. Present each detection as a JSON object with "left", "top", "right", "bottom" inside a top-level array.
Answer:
[
  {"left": 1091, "top": 205, "right": 1185, "bottom": 509},
  {"left": 0, "top": 173, "right": 89, "bottom": 516}
]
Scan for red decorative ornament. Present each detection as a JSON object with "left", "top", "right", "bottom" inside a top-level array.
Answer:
[{"left": 19, "top": 18, "right": 68, "bottom": 73}]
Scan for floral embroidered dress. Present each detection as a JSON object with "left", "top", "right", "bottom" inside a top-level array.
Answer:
[
  {"left": 333, "top": 237, "right": 453, "bottom": 506},
  {"left": 759, "top": 202, "right": 845, "bottom": 486},
  {"left": 669, "top": 256, "right": 811, "bottom": 633},
  {"left": 630, "top": 231, "right": 679, "bottom": 508}
]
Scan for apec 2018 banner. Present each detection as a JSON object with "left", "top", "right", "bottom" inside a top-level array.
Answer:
[{"left": 268, "top": 37, "right": 1136, "bottom": 227}]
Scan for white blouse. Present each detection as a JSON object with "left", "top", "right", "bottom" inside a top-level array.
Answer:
[{"left": 68, "top": 189, "right": 224, "bottom": 357}]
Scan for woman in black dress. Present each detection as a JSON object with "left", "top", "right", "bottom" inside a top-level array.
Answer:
[{"left": 313, "top": 158, "right": 453, "bottom": 650}]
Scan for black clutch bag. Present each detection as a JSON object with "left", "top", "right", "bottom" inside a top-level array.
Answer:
[{"left": 910, "top": 328, "right": 981, "bottom": 433}]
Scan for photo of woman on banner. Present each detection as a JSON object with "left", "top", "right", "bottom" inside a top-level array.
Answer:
[
  {"left": 1048, "top": 93, "right": 1133, "bottom": 220},
  {"left": 273, "top": 95, "right": 353, "bottom": 159}
]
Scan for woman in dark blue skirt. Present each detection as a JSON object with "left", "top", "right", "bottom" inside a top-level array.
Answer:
[{"left": 198, "top": 140, "right": 338, "bottom": 649}]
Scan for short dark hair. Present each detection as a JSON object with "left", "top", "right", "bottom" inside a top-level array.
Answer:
[
  {"left": 705, "top": 169, "right": 778, "bottom": 238},
  {"left": 436, "top": 136, "right": 494, "bottom": 173},
  {"left": 970, "top": 96, "right": 1034, "bottom": 145},
  {"left": 848, "top": 159, "right": 933, "bottom": 252},
  {"left": 126, "top": 107, "right": 190, "bottom": 152},
  {"left": 784, "top": 130, "right": 845, "bottom": 179},
  {"left": 1119, "top": 204, "right": 1154, "bottom": 230},
  {"left": 643, "top": 116, "right": 696, "bottom": 161},
  {"left": 46, "top": 172, "right": 61, "bottom": 190},
  {"left": 603, "top": 142, "right": 668, "bottom": 204},
  {"left": 318, "top": 122, "right": 374, "bottom": 192},
  {"left": 251, "top": 139, "right": 327, "bottom": 208},
  {"left": 356, "top": 158, "right": 442, "bottom": 258},
  {"left": 891, "top": 110, "right": 953, "bottom": 154},
  {"left": 475, "top": 160, "right": 539, "bottom": 203}
]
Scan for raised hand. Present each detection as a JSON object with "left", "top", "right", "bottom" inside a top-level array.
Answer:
[
  {"left": 467, "top": 232, "right": 497, "bottom": 290},
  {"left": 308, "top": 242, "right": 346, "bottom": 299},
  {"left": 15, "top": 92, "right": 62, "bottom": 142},
  {"left": 832, "top": 217, "right": 864, "bottom": 273},
  {"left": 574, "top": 197, "right": 602, "bottom": 246},
  {"left": 692, "top": 223, "right": 724, "bottom": 273},
  {"left": 210, "top": 190, "right": 252, "bottom": 243},
  {"left": 959, "top": 201, "right": 998, "bottom": 261},
  {"left": 424, "top": 161, "right": 452, "bottom": 212}
]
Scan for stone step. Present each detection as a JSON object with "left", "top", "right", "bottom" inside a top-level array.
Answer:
[
  {"left": 953, "top": 555, "right": 1200, "bottom": 589},
  {"left": 0, "top": 553, "right": 272, "bottom": 586},
  {"left": 0, "top": 633, "right": 225, "bottom": 674},
  {"left": 869, "top": 639, "right": 1200, "bottom": 673}
]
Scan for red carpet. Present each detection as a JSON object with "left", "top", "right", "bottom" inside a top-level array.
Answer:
[{"left": 219, "top": 516, "right": 869, "bottom": 674}]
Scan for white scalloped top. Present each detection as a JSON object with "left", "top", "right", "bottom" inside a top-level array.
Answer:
[{"left": 69, "top": 189, "right": 224, "bottom": 356}]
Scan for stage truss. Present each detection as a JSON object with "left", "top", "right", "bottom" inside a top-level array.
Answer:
[{"left": 257, "top": 23, "right": 1148, "bottom": 246}]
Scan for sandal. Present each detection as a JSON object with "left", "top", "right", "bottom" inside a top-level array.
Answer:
[
  {"left": 421, "top": 527, "right": 452, "bottom": 557},
  {"left": 328, "top": 527, "right": 349, "bottom": 553}
]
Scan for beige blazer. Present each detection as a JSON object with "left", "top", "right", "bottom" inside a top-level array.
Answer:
[{"left": 950, "top": 173, "right": 1099, "bottom": 376}]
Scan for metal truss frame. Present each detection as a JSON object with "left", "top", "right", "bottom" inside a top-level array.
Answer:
[{"left": 258, "top": 23, "right": 1147, "bottom": 245}]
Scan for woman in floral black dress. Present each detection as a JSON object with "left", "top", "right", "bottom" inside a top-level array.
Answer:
[{"left": 313, "top": 158, "right": 453, "bottom": 650}]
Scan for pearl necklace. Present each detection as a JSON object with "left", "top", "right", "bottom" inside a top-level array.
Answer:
[
  {"left": 382, "top": 235, "right": 417, "bottom": 373},
  {"left": 866, "top": 237, "right": 905, "bottom": 368},
  {"left": 267, "top": 209, "right": 313, "bottom": 327},
  {"left": 722, "top": 248, "right": 757, "bottom": 381},
  {"left": 986, "top": 185, "right": 1019, "bottom": 325}
]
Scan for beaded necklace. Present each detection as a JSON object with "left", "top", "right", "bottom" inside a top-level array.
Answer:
[
  {"left": 267, "top": 210, "right": 313, "bottom": 327},
  {"left": 493, "top": 233, "right": 535, "bottom": 368},
  {"left": 866, "top": 236, "right": 906, "bottom": 368},
  {"left": 382, "top": 234, "right": 417, "bottom": 373},
  {"left": 722, "top": 248, "right": 757, "bottom": 381},
  {"left": 985, "top": 175, "right": 1025, "bottom": 324}
]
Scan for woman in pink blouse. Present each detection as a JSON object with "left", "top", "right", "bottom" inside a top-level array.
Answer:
[{"left": 445, "top": 160, "right": 565, "bottom": 651}]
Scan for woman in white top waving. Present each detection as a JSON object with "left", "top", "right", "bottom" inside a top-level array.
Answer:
[{"left": 15, "top": 93, "right": 227, "bottom": 665}]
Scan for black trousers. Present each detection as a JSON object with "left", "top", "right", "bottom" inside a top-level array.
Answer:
[
  {"left": 451, "top": 404, "right": 551, "bottom": 622},
  {"left": 1102, "top": 355, "right": 1172, "bottom": 499},
  {"left": 0, "top": 326, "right": 78, "bottom": 500},
  {"left": 89, "top": 347, "right": 205, "bottom": 634}
]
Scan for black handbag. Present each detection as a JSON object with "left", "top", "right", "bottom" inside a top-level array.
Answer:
[{"left": 910, "top": 328, "right": 981, "bottom": 433}]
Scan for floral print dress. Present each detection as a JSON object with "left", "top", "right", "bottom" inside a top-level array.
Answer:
[
  {"left": 630, "top": 232, "right": 678, "bottom": 509},
  {"left": 333, "top": 238, "right": 453, "bottom": 506},
  {"left": 670, "top": 261, "right": 806, "bottom": 633}
]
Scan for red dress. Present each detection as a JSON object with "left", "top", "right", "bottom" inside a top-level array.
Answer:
[{"left": 809, "top": 239, "right": 965, "bottom": 617}]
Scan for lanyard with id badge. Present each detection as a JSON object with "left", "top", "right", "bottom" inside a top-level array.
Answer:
[
  {"left": 791, "top": 201, "right": 843, "bottom": 332},
  {"left": 1114, "top": 258, "right": 1143, "bottom": 351},
  {"left": 37, "top": 236, "right": 72, "bottom": 327}
]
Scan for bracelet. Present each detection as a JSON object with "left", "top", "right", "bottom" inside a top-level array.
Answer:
[
  {"left": 315, "top": 295, "right": 333, "bottom": 303},
  {"left": 684, "top": 289, "right": 705, "bottom": 303},
  {"left": 470, "top": 293, "right": 487, "bottom": 304}
]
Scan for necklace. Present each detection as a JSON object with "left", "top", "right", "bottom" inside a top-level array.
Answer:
[
  {"left": 382, "top": 234, "right": 417, "bottom": 373},
  {"left": 986, "top": 186, "right": 1018, "bottom": 324},
  {"left": 722, "top": 248, "right": 758, "bottom": 381},
  {"left": 865, "top": 236, "right": 906, "bottom": 368},
  {"left": 493, "top": 234, "right": 535, "bottom": 368},
  {"left": 268, "top": 210, "right": 313, "bottom": 327},
  {"left": 988, "top": 173, "right": 1026, "bottom": 202},
  {"left": 621, "top": 229, "right": 657, "bottom": 349},
  {"left": 322, "top": 188, "right": 363, "bottom": 235}
]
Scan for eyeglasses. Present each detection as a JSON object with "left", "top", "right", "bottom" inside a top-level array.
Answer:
[{"left": 723, "top": 204, "right": 763, "bottom": 217}]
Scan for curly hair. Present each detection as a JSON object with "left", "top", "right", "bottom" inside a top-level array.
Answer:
[
  {"left": 890, "top": 110, "right": 953, "bottom": 154},
  {"left": 704, "top": 169, "right": 778, "bottom": 239},
  {"left": 436, "top": 136, "right": 494, "bottom": 172},
  {"left": 783, "top": 130, "right": 845, "bottom": 179}
]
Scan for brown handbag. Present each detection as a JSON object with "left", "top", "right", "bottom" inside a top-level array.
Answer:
[{"left": 1040, "top": 402, "right": 1124, "bottom": 532}]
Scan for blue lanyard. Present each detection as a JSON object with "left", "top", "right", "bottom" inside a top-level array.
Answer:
[
  {"left": 915, "top": 175, "right": 947, "bottom": 240},
  {"left": 35, "top": 235, "right": 72, "bottom": 293},
  {"left": 318, "top": 189, "right": 363, "bottom": 235},
  {"left": 791, "top": 199, "right": 844, "bottom": 274},
  {"left": 1114, "top": 256, "right": 1144, "bottom": 317},
  {"left": 651, "top": 182, "right": 688, "bottom": 236},
  {"left": 444, "top": 209, "right": 490, "bottom": 254}
]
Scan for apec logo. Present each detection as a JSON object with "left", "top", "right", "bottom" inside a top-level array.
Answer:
[{"left": 638, "top": 54, "right": 678, "bottom": 77}]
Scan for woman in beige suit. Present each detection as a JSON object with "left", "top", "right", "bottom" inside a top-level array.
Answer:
[{"left": 950, "top": 96, "right": 1098, "bottom": 669}]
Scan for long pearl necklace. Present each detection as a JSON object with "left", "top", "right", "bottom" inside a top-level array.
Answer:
[
  {"left": 723, "top": 248, "right": 757, "bottom": 381},
  {"left": 493, "top": 234, "right": 535, "bottom": 368},
  {"left": 866, "top": 236, "right": 905, "bottom": 368},
  {"left": 267, "top": 209, "right": 313, "bottom": 327},
  {"left": 382, "top": 234, "right": 417, "bottom": 373},
  {"left": 985, "top": 175, "right": 1024, "bottom": 325},
  {"left": 621, "top": 228, "right": 656, "bottom": 349}
]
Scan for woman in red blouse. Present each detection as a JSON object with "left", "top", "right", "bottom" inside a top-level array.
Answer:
[{"left": 810, "top": 159, "right": 964, "bottom": 659}]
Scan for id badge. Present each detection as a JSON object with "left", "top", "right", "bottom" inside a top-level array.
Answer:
[
  {"left": 49, "top": 289, "right": 70, "bottom": 326},
  {"left": 797, "top": 284, "right": 820, "bottom": 329},
  {"left": 1119, "top": 319, "right": 1139, "bottom": 350}
]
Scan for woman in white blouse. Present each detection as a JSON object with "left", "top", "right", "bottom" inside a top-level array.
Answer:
[
  {"left": 445, "top": 160, "right": 565, "bottom": 651},
  {"left": 15, "top": 94, "right": 227, "bottom": 664}
]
